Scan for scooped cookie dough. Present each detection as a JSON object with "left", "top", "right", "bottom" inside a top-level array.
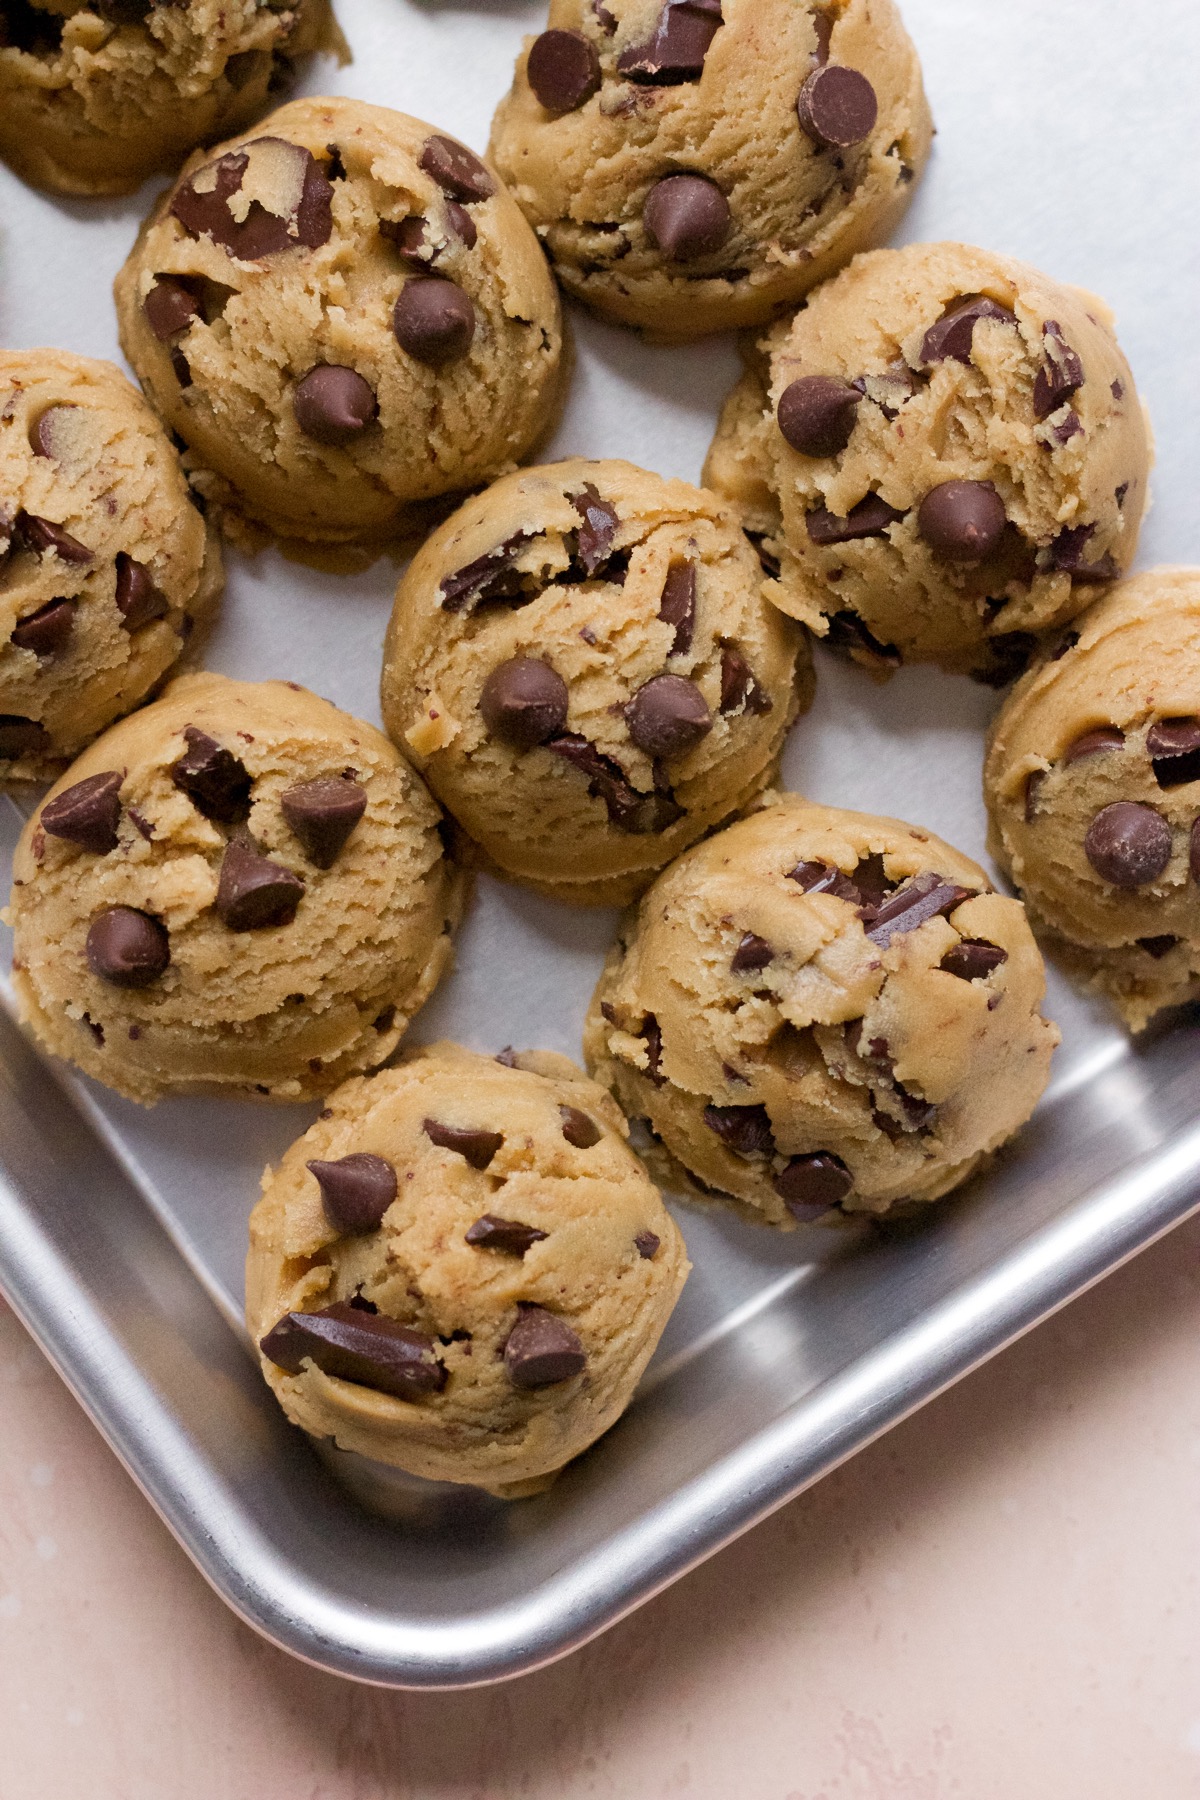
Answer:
[
  {"left": 985, "top": 568, "right": 1200, "bottom": 1032},
  {"left": 246, "top": 1042, "right": 689, "bottom": 1496},
  {"left": 489, "top": 0, "right": 931, "bottom": 340},
  {"left": 703, "top": 243, "right": 1152, "bottom": 681},
  {"left": 0, "top": 348, "right": 222, "bottom": 787},
  {"left": 114, "top": 96, "right": 565, "bottom": 546},
  {"left": 585, "top": 794, "right": 1058, "bottom": 1223},
  {"left": 380, "top": 458, "right": 807, "bottom": 907},
  {"left": 0, "top": 0, "right": 341, "bottom": 197},
  {"left": 6, "top": 672, "right": 462, "bottom": 1104}
]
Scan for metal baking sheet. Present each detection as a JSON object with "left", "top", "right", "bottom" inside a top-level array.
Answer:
[{"left": 1, "top": 0, "right": 1198, "bottom": 1689}]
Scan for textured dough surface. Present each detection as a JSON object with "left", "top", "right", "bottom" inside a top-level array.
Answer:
[
  {"left": 704, "top": 243, "right": 1152, "bottom": 679},
  {"left": 246, "top": 1042, "right": 689, "bottom": 1495},
  {"left": 585, "top": 793, "right": 1058, "bottom": 1222},
  {"left": 489, "top": 0, "right": 931, "bottom": 339},
  {"left": 115, "top": 96, "right": 565, "bottom": 546},
  {"left": 381, "top": 458, "right": 807, "bottom": 906},
  {"left": 7, "top": 671, "right": 462, "bottom": 1103},
  {"left": 985, "top": 568, "right": 1200, "bottom": 1031},
  {"left": 0, "top": 348, "right": 222, "bottom": 785},
  {"left": 0, "top": 0, "right": 341, "bottom": 196}
]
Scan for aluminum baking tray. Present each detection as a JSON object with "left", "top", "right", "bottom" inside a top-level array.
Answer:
[{"left": 1, "top": 0, "right": 1198, "bottom": 1690}]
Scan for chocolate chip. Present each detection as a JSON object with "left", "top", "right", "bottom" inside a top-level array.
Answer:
[
  {"left": 465, "top": 1214, "right": 549, "bottom": 1256},
  {"left": 569, "top": 484, "right": 620, "bottom": 576},
  {"left": 617, "top": 0, "right": 723, "bottom": 83},
  {"left": 143, "top": 277, "right": 200, "bottom": 341},
  {"left": 658, "top": 562, "right": 697, "bottom": 655},
  {"left": 773, "top": 1151, "right": 852, "bottom": 1219},
  {"left": 41, "top": 772, "right": 122, "bottom": 854},
  {"left": 420, "top": 135, "right": 496, "bottom": 203},
  {"left": 920, "top": 295, "right": 1015, "bottom": 366},
  {"left": 115, "top": 553, "right": 170, "bottom": 631},
  {"left": 1148, "top": 719, "right": 1200, "bottom": 788},
  {"left": 0, "top": 716, "right": 50, "bottom": 758},
  {"left": 215, "top": 838, "right": 304, "bottom": 930},
  {"left": 260, "top": 1303, "right": 446, "bottom": 1400},
  {"left": 423, "top": 1119, "right": 503, "bottom": 1169},
  {"left": 777, "top": 375, "right": 861, "bottom": 457},
  {"left": 862, "top": 872, "right": 972, "bottom": 947},
  {"left": 547, "top": 733, "right": 683, "bottom": 833},
  {"left": 788, "top": 858, "right": 862, "bottom": 902},
  {"left": 171, "top": 727, "right": 252, "bottom": 823},
  {"left": 308, "top": 1154, "right": 397, "bottom": 1235},
  {"left": 480, "top": 657, "right": 569, "bottom": 751},
  {"left": 393, "top": 278, "right": 476, "bottom": 366},
  {"left": 703, "top": 1102, "right": 775, "bottom": 1157},
  {"left": 528, "top": 28, "right": 602, "bottom": 111},
  {"left": 292, "top": 366, "right": 377, "bottom": 444},
  {"left": 1065, "top": 726, "right": 1125, "bottom": 764},
  {"left": 15, "top": 512, "right": 92, "bottom": 563},
  {"left": 634, "top": 1230, "right": 661, "bottom": 1259},
  {"left": 825, "top": 610, "right": 902, "bottom": 670},
  {"left": 917, "top": 481, "right": 1007, "bottom": 564},
  {"left": 28, "top": 406, "right": 77, "bottom": 460},
  {"left": 719, "top": 646, "right": 771, "bottom": 715},
  {"left": 560, "top": 1104, "right": 602, "bottom": 1148},
  {"left": 796, "top": 64, "right": 878, "bottom": 148},
  {"left": 171, "top": 140, "right": 333, "bottom": 259},
  {"left": 11, "top": 596, "right": 76, "bottom": 657},
  {"left": 439, "top": 533, "right": 534, "bottom": 613},
  {"left": 1033, "top": 321, "right": 1084, "bottom": 421},
  {"left": 1084, "top": 803, "right": 1172, "bottom": 888},
  {"left": 1139, "top": 936, "right": 1178, "bottom": 960},
  {"left": 806, "top": 493, "right": 902, "bottom": 545},
  {"left": 280, "top": 775, "right": 366, "bottom": 868},
  {"left": 503, "top": 1304, "right": 586, "bottom": 1389},
  {"left": 643, "top": 174, "right": 732, "bottom": 263},
  {"left": 446, "top": 201, "right": 477, "bottom": 248},
  {"left": 1044, "top": 524, "right": 1118, "bottom": 584},
  {"left": 731, "top": 932, "right": 773, "bottom": 973},
  {"left": 86, "top": 907, "right": 170, "bottom": 987},
  {"left": 940, "top": 939, "right": 1008, "bottom": 981},
  {"left": 625, "top": 674, "right": 712, "bottom": 761}
]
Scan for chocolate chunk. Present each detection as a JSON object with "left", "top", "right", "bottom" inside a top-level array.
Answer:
[
  {"left": 703, "top": 1102, "right": 775, "bottom": 1157},
  {"left": 773, "top": 1151, "right": 852, "bottom": 1219},
  {"left": 446, "top": 201, "right": 478, "bottom": 248},
  {"left": 971, "top": 631, "right": 1036, "bottom": 690},
  {"left": 528, "top": 28, "right": 602, "bottom": 111},
  {"left": 381, "top": 215, "right": 437, "bottom": 265},
  {"left": 280, "top": 774, "right": 366, "bottom": 868},
  {"left": 1044, "top": 524, "right": 1118, "bottom": 584},
  {"left": 825, "top": 610, "right": 902, "bottom": 670},
  {"left": 41, "top": 772, "right": 122, "bottom": 855},
  {"left": 393, "top": 278, "right": 476, "bottom": 366},
  {"left": 171, "top": 140, "right": 333, "bottom": 259},
  {"left": 1084, "top": 802, "right": 1172, "bottom": 887},
  {"left": 1148, "top": 719, "right": 1200, "bottom": 789},
  {"left": 115, "top": 553, "right": 170, "bottom": 631},
  {"left": 215, "top": 838, "right": 304, "bottom": 930},
  {"left": 777, "top": 375, "right": 861, "bottom": 458},
  {"left": 806, "top": 493, "right": 902, "bottom": 545},
  {"left": 423, "top": 1118, "right": 503, "bottom": 1169},
  {"left": 1033, "top": 321, "right": 1084, "bottom": 421},
  {"left": 480, "top": 657, "right": 569, "bottom": 751},
  {"left": 171, "top": 726, "right": 252, "bottom": 823},
  {"left": 569, "top": 484, "right": 620, "bottom": 576},
  {"left": 617, "top": 0, "right": 723, "bottom": 83},
  {"left": 852, "top": 852, "right": 892, "bottom": 908},
  {"left": 917, "top": 481, "right": 1006, "bottom": 564},
  {"left": 643, "top": 174, "right": 732, "bottom": 262},
  {"left": 465, "top": 1214, "right": 548, "bottom": 1256},
  {"left": 731, "top": 932, "right": 773, "bottom": 973},
  {"left": 718, "top": 646, "right": 772, "bottom": 715},
  {"left": 940, "top": 939, "right": 1008, "bottom": 981},
  {"left": 308, "top": 1154, "right": 398, "bottom": 1235},
  {"left": 260, "top": 1303, "right": 446, "bottom": 1400},
  {"left": 1048, "top": 411, "right": 1082, "bottom": 447},
  {"left": 1065, "top": 726, "right": 1125, "bottom": 764},
  {"left": 658, "top": 562, "right": 697, "bottom": 654},
  {"left": 86, "top": 907, "right": 170, "bottom": 987},
  {"left": 593, "top": 0, "right": 617, "bottom": 30},
  {"left": 503, "top": 1304, "right": 586, "bottom": 1389},
  {"left": 292, "top": 365, "right": 377, "bottom": 444},
  {"left": 625, "top": 674, "right": 712, "bottom": 760},
  {"left": 547, "top": 733, "right": 683, "bottom": 833},
  {"left": 127, "top": 806, "right": 154, "bottom": 841},
  {"left": 324, "top": 143, "right": 347, "bottom": 181},
  {"left": 634, "top": 1230, "right": 661, "bottom": 1259},
  {"left": 15, "top": 512, "right": 92, "bottom": 563},
  {"left": 11, "top": 596, "right": 76, "bottom": 657},
  {"left": 171, "top": 348, "right": 192, "bottom": 389},
  {"left": 1139, "top": 935, "right": 1178, "bottom": 960},
  {"left": 0, "top": 716, "right": 50, "bottom": 758},
  {"left": 920, "top": 295, "right": 1015, "bottom": 366},
  {"left": 439, "top": 533, "right": 533, "bottom": 613},
  {"left": 642, "top": 1014, "right": 666, "bottom": 1085},
  {"left": 560, "top": 1104, "right": 602, "bottom": 1148},
  {"left": 788, "top": 858, "right": 862, "bottom": 902},
  {"left": 420, "top": 135, "right": 496, "bottom": 203},
  {"left": 796, "top": 64, "right": 878, "bottom": 148},
  {"left": 862, "top": 872, "right": 972, "bottom": 947},
  {"left": 143, "top": 277, "right": 201, "bottom": 341}
]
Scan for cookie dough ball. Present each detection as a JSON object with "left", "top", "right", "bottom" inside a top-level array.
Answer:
[
  {"left": 585, "top": 795, "right": 1058, "bottom": 1222},
  {"left": 704, "top": 243, "right": 1152, "bottom": 680},
  {"left": 0, "top": 349, "right": 222, "bottom": 787},
  {"left": 246, "top": 1043, "right": 689, "bottom": 1496},
  {"left": 381, "top": 458, "right": 807, "bottom": 906},
  {"left": 6, "top": 672, "right": 462, "bottom": 1104},
  {"left": 489, "top": 0, "right": 931, "bottom": 340},
  {"left": 0, "top": 0, "right": 340, "bottom": 197},
  {"left": 114, "top": 97, "right": 565, "bottom": 546},
  {"left": 984, "top": 569, "right": 1200, "bottom": 1032}
]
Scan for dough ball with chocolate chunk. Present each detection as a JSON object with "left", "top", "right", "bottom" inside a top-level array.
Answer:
[
  {"left": 246, "top": 1041, "right": 688, "bottom": 1496},
  {"left": 6, "top": 672, "right": 463, "bottom": 1104},
  {"left": 704, "top": 242, "right": 1152, "bottom": 677},
  {"left": 0, "top": 348, "right": 222, "bottom": 786},
  {"left": 489, "top": 0, "right": 931, "bottom": 340},
  {"left": 115, "top": 96, "right": 564, "bottom": 547},
  {"left": 380, "top": 457, "right": 808, "bottom": 907},
  {"left": 584, "top": 794, "right": 1057, "bottom": 1223},
  {"left": 985, "top": 568, "right": 1200, "bottom": 1032},
  {"left": 0, "top": 0, "right": 341, "bottom": 197}
]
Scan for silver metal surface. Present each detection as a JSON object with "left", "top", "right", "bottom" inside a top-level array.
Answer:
[{"left": 1, "top": 0, "right": 1199, "bottom": 1690}]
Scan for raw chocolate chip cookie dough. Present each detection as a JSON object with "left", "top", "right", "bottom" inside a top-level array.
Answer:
[
  {"left": 380, "top": 458, "right": 806, "bottom": 906},
  {"left": 585, "top": 794, "right": 1057, "bottom": 1223},
  {"left": 246, "top": 1042, "right": 689, "bottom": 1496},
  {"left": 704, "top": 242, "right": 1152, "bottom": 680},
  {"left": 115, "top": 96, "right": 565, "bottom": 547},
  {"left": 985, "top": 568, "right": 1200, "bottom": 1032},
  {"left": 0, "top": 348, "right": 222, "bottom": 786},
  {"left": 489, "top": 0, "right": 931, "bottom": 340},
  {"left": 6, "top": 672, "right": 462, "bottom": 1104},
  {"left": 0, "top": 0, "right": 342, "bottom": 197}
]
